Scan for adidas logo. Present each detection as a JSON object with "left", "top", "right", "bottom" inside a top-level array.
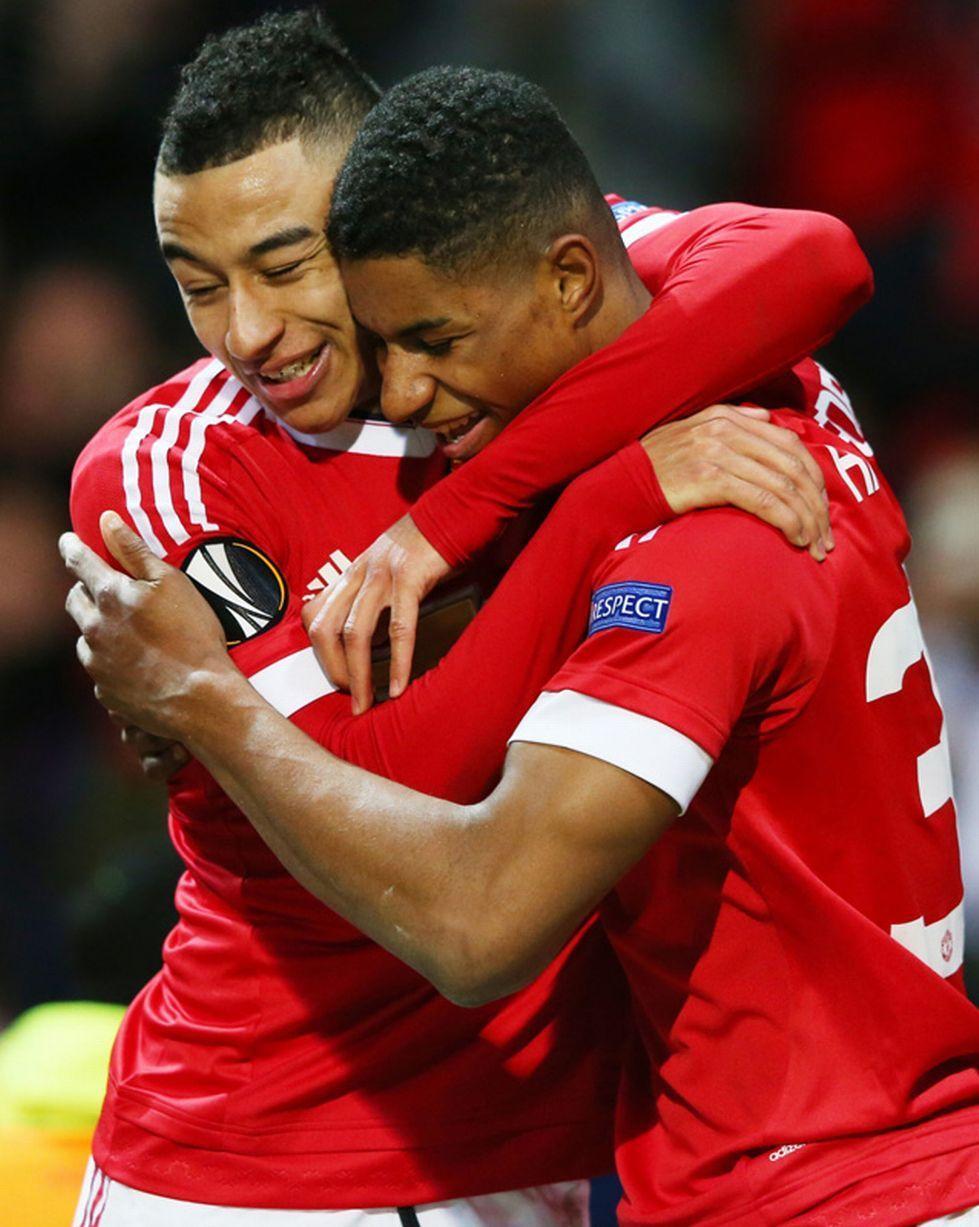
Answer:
[
  {"left": 768, "top": 1143, "right": 806, "bottom": 1163},
  {"left": 303, "top": 549, "right": 354, "bottom": 602}
]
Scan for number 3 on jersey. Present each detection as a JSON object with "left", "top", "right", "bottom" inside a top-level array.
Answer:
[{"left": 866, "top": 588, "right": 960, "bottom": 977}]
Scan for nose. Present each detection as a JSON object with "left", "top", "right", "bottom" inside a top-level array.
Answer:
[
  {"left": 379, "top": 350, "right": 437, "bottom": 424},
  {"left": 225, "top": 286, "right": 283, "bottom": 366}
]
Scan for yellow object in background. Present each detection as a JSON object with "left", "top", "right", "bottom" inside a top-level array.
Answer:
[{"left": 0, "top": 1002, "right": 123, "bottom": 1226}]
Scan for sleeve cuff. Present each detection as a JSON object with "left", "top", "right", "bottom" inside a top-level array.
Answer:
[{"left": 509, "top": 689, "right": 713, "bottom": 813}]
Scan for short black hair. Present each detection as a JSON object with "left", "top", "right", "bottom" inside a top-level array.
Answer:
[
  {"left": 327, "top": 66, "right": 616, "bottom": 275},
  {"left": 157, "top": 7, "right": 380, "bottom": 176}
]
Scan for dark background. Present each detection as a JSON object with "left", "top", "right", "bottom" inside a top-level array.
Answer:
[{"left": 1, "top": 0, "right": 976, "bottom": 1046}]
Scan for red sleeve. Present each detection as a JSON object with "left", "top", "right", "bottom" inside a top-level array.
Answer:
[
  {"left": 540, "top": 509, "right": 834, "bottom": 758},
  {"left": 410, "top": 202, "right": 874, "bottom": 568},
  {"left": 69, "top": 415, "right": 311, "bottom": 685},
  {"left": 303, "top": 443, "right": 673, "bottom": 802}
]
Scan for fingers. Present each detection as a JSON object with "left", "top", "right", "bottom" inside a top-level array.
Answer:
[
  {"left": 645, "top": 403, "right": 836, "bottom": 560},
  {"left": 691, "top": 405, "right": 828, "bottom": 513},
  {"left": 708, "top": 450, "right": 825, "bottom": 558},
  {"left": 138, "top": 746, "right": 190, "bottom": 782},
  {"left": 387, "top": 582, "right": 420, "bottom": 700},
  {"left": 717, "top": 419, "right": 831, "bottom": 554},
  {"left": 305, "top": 567, "right": 363, "bottom": 691},
  {"left": 100, "top": 511, "right": 166, "bottom": 581},
  {"left": 306, "top": 516, "right": 449, "bottom": 708},
  {"left": 59, "top": 532, "right": 118, "bottom": 599},
  {"left": 342, "top": 575, "right": 389, "bottom": 714},
  {"left": 121, "top": 725, "right": 176, "bottom": 756},
  {"left": 714, "top": 472, "right": 823, "bottom": 555},
  {"left": 76, "top": 633, "right": 94, "bottom": 673},
  {"left": 120, "top": 725, "right": 190, "bottom": 781},
  {"left": 65, "top": 581, "right": 98, "bottom": 634},
  {"left": 738, "top": 415, "right": 828, "bottom": 509}
]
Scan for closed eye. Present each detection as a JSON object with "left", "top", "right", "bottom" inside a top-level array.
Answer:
[
  {"left": 184, "top": 284, "right": 221, "bottom": 300},
  {"left": 264, "top": 259, "right": 306, "bottom": 280},
  {"left": 411, "top": 337, "right": 458, "bottom": 356}
]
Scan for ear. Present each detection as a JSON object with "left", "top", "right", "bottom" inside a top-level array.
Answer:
[{"left": 545, "top": 233, "right": 601, "bottom": 325}]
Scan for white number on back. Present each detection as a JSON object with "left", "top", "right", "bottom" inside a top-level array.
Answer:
[{"left": 865, "top": 592, "right": 960, "bottom": 976}]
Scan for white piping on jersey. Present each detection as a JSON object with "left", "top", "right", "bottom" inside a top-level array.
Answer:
[
  {"left": 620, "top": 210, "right": 688, "bottom": 249},
  {"left": 122, "top": 363, "right": 431, "bottom": 562},
  {"left": 123, "top": 359, "right": 224, "bottom": 554},
  {"left": 248, "top": 646, "right": 337, "bottom": 717},
  {"left": 154, "top": 371, "right": 233, "bottom": 544},
  {"left": 122, "top": 360, "right": 261, "bottom": 557},
  {"left": 181, "top": 382, "right": 261, "bottom": 538},
  {"left": 276, "top": 411, "right": 438, "bottom": 459},
  {"left": 122, "top": 401, "right": 171, "bottom": 557}
]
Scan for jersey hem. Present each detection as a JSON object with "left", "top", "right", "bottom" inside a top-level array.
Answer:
[
  {"left": 621, "top": 1105, "right": 979, "bottom": 1226},
  {"left": 94, "top": 1092, "right": 616, "bottom": 1209}
]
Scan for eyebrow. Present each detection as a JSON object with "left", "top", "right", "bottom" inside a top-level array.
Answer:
[
  {"left": 248, "top": 225, "right": 317, "bottom": 258},
  {"left": 159, "top": 239, "right": 205, "bottom": 266},
  {"left": 159, "top": 226, "right": 318, "bottom": 267},
  {"left": 397, "top": 317, "right": 451, "bottom": 338}
]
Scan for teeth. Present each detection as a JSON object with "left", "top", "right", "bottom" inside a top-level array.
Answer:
[
  {"left": 445, "top": 413, "right": 479, "bottom": 442},
  {"left": 265, "top": 347, "right": 322, "bottom": 383}
]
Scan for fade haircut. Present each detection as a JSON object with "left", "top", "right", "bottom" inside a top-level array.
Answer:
[
  {"left": 157, "top": 7, "right": 380, "bottom": 176},
  {"left": 327, "top": 66, "right": 618, "bottom": 276}
]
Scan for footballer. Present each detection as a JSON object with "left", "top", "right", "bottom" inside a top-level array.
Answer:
[
  {"left": 66, "top": 11, "right": 869, "bottom": 1227},
  {"left": 65, "top": 67, "right": 979, "bottom": 1225}
]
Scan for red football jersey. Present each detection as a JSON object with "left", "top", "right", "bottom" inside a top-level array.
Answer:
[
  {"left": 512, "top": 365, "right": 979, "bottom": 1224},
  {"left": 71, "top": 360, "right": 638, "bottom": 1208},
  {"left": 68, "top": 200, "right": 865, "bottom": 1209}
]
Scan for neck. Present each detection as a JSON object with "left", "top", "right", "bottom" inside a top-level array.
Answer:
[{"left": 582, "top": 254, "right": 652, "bottom": 356}]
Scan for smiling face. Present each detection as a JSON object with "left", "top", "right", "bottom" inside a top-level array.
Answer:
[
  {"left": 339, "top": 248, "right": 597, "bottom": 461},
  {"left": 154, "top": 137, "right": 373, "bottom": 433}
]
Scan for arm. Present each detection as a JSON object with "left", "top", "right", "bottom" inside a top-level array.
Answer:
[
  {"left": 322, "top": 204, "right": 870, "bottom": 705},
  {"left": 62, "top": 514, "right": 678, "bottom": 1004},
  {"left": 413, "top": 203, "right": 871, "bottom": 565},
  {"left": 168, "top": 710, "right": 677, "bottom": 1008},
  {"left": 79, "top": 402, "right": 828, "bottom": 804},
  {"left": 62, "top": 470, "right": 826, "bottom": 1007}
]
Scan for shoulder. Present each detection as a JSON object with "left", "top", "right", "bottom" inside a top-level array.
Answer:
[
  {"left": 601, "top": 506, "right": 811, "bottom": 580},
  {"left": 604, "top": 193, "right": 688, "bottom": 249},
  {"left": 70, "top": 357, "right": 266, "bottom": 558},
  {"left": 594, "top": 508, "right": 837, "bottom": 662},
  {"left": 74, "top": 358, "right": 258, "bottom": 477}
]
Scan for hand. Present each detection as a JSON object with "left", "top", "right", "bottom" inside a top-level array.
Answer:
[
  {"left": 303, "top": 513, "right": 449, "bottom": 714},
  {"left": 60, "top": 512, "right": 230, "bottom": 738},
  {"left": 643, "top": 404, "right": 833, "bottom": 560},
  {"left": 112, "top": 714, "right": 191, "bottom": 782}
]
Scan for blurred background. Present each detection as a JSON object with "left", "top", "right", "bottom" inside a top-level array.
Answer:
[{"left": 0, "top": 0, "right": 976, "bottom": 1216}]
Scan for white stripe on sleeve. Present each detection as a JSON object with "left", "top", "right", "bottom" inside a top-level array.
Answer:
[
  {"left": 121, "top": 403, "right": 167, "bottom": 556},
  {"left": 122, "top": 360, "right": 225, "bottom": 556},
  {"left": 177, "top": 377, "right": 243, "bottom": 536},
  {"left": 248, "top": 647, "right": 337, "bottom": 718},
  {"left": 509, "top": 689, "right": 712, "bottom": 812},
  {"left": 621, "top": 210, "right": 688, "bottom": 249}
]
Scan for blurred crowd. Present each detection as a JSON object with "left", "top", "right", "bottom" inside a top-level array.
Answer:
[{"left": 0, "top": 0, "right": 976, "bottom": 1021}]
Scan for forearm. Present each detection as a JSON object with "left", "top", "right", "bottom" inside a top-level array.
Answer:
[
  {"left": 313, "top": 442, "right": 669, "bottom": 800},
  {"left": 412, "top": 204, "right": 872, "bottom": 566},
  {"left": 179, "top": 666, "right": 489, "bottom": 991}
]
